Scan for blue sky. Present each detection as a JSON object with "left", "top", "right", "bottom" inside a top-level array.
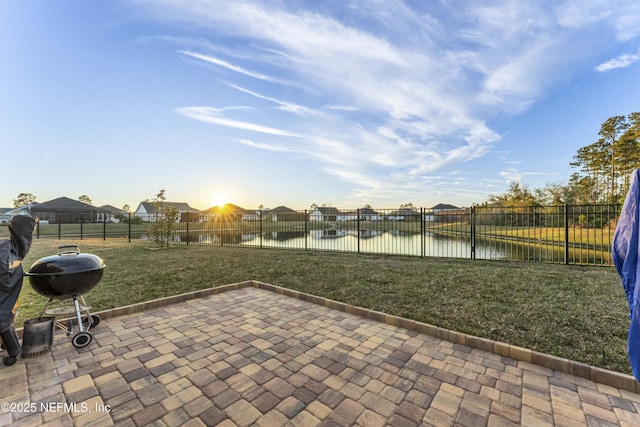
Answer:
[{"left": 2, "top": 1, "right": 640, "bottom": 211}]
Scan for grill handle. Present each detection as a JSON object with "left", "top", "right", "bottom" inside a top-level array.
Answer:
[{"left": 57, "top": 245, "right": 80, "bottom": 255}]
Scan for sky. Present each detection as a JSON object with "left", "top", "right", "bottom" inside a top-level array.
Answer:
[{"left": 2, "top": 0, "right": 640, "bottom": 211}]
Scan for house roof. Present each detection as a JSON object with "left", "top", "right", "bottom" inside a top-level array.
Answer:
[
  {"left": 33, "top": 197, "right": 95, "bottom": 211},
  {"left": 202, "top": 203, "right": 247, "bottom": 214},
  {"left": 172, "top": 202, "right": 201, "bottom": 213},
  {"left": 359, "top": 207, "right": 378, "bottom": 215},
  {"left": 314, "top": 206, "right": 341, "bottom": 215},
  {"left": 270, "top": 206, "right": 296, "bottom": 213},
  {"left": 138, "top": 201, "right": 201, "bottom": 214},
  {"left": 431, "top": 203, "right": 460, "bottom": 210},
  {"left": 99, "top": 204, "right": 125, "bottom": 214}
]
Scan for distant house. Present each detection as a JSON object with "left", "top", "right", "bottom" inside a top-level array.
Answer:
[
  {"left": 358, "top": 207, "right": 382, "bottom": 221},
  {"left": 387, "top": 208, "right": 421, "bottom": 221},
  {"left": 240, "top": 206, "right": 306, "bottom": 222},
  {"left": 425, "top": 203, "right": 464, "bottom": 222},
  {"left": 309, "top": 206, "right": 341, "bottom": 222},
  {"left": 134, "top": 201, "right": 201, "bottom": 223},
  {"left": 310, "top": 206, "right": 383, "bottom": 222},
  {"left": 267, "top": 206, "right": 306, "bottom": 222},
  {"left": 202, "top": 203, "right": 248, "bottom": 221},
  {"left": 31, "top": 197, "right": 97, "bottom": 224},
  {"left": 97, "top": 205, "right": 127, "bottom": 223},
  {"left": 337, "top": 210, "right": 357, "bottom": 221},
  {"left": 242, "top": 210, "right": 261, "bottom": 221},
  {"left": 0, "top": 203, "right": 39, "bottom": 224},
  {"left": 431, "top": 203, "right": 460, "bottom": 211}
]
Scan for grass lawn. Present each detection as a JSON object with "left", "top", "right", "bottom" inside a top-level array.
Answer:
[
  {"left": 16, "top": 238, "right": 631, "bottom": 374},
  {"left": 430, "top": 222, "right": 616, "bottom": 248}
]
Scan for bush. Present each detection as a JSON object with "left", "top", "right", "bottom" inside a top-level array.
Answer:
[{"left": 145, "top": 190, "right": 178, "bottom": 247}]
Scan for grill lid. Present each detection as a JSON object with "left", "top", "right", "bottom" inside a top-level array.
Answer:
[{"left": 27, "top": 245, "right": 105, "bottom": 276}]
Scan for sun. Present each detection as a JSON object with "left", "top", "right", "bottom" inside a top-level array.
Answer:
[{"left": 210, "top": 194, "right": 230, "bottom": 207}]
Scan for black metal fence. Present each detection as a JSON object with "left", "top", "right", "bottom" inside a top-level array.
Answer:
[{"left": 3, "top": 204, "right": 621, "bottom": 266}]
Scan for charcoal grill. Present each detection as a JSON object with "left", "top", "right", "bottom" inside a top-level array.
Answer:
[{"left": 25, "top": 245, "right": 105, "bottom": 348}]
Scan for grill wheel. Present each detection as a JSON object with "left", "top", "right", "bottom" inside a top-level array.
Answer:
[{"left": 71, "top": 331, "right": 92, "bottom": 348}]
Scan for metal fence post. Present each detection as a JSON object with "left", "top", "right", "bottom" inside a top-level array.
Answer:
[
  {"left": 186, "top": 221, "right": 189, "bottom": 246},
  {"left": 357, "top": 208, "right": 361, "bottom": 254},
  {"left": 470, "top": 206, "right": 476, "bottom": 260},
  {"left": 220, "top": 213, "right": 224, "bottom": 247},
  {"left": 103, "top": 217, "right": 106, "bottom": 240},
  {"left": 128, "top": 213, "right": 131, "bottom": 243},
  {"left": 564, "top": 204, "right": 569, "bottom": 265},
  {"left": 260, "top": 210, "right": 263, "bottom": 249},
  {"left": 421, "top": 207, "right": 425, "bottom": 258},
  {"left": 80, "top": 214, "right": 83, "bottom": 240},
  {"left": 305, "top": 210, "right": 308, "bottom": 251}
]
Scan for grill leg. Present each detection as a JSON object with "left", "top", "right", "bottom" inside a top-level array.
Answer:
[
  {"left": 73, "top": 297, "right": 85, "bottom": 333},
  {"left": 38, "top": 298, "right": 54, "bottom": 320}
]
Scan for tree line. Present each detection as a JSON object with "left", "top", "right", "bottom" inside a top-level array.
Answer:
[
  {"left": 484, "top": 112, "right": 640, "bottom": 207},
  {"left": 12, "top": 193, "right": 95, "bottom": 208}
]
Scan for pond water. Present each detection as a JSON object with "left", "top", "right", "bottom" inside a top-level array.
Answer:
[{"left": 168, "top": 229, "right": 609, "bottom": 264}]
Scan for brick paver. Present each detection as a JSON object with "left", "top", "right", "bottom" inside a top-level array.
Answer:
[{"left": 1, "top": 284, "right": 640, "bottom": 426}]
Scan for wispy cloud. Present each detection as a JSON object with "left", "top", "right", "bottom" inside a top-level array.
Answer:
[
  {"left": 237, "top": 139, "right": 296, "bottom": 153},
  {"left": 179, "top": 50, "right": 294, "bottom": 86},
  {"left": 225, "top": 83, "right": 327, "bottom": 117},
  {"left": 500, "top": 167, "right": 523, "bottom": 183},
  {"left": 555, "top": 1, "right": 640, "bottom": 41},
  {"left": 325, "top": 105, "right": 359, "bottom": 111},
  {"left": 594, "top": 50, "right": 640, "bottom": 72},
  {"left": 175, "top": 106, "right": 302, "bottom": 137},
  {"left": 130, "top": 0, "right": 639, "bottom": 202}
]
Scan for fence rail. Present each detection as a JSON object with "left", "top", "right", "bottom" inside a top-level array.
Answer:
[{"left": 2, "top": 204, "right": 621, "bottom": 266}]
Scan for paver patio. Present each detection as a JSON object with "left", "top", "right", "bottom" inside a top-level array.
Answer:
[{"left": 1, "top": 282, "right": 640, "bottom": 426}]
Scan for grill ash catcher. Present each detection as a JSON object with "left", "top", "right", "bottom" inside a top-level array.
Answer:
[{"left": 25, "top": 245, "right": 105, "bottom": 350}]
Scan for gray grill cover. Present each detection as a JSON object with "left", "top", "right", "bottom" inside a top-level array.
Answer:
[{"left": 0, "top": 215, "right": 35, "bottom": 332}]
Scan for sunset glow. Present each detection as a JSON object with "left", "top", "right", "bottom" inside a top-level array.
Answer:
[{"left": 210, "top": 195, "right": 230, "bottom": 208}]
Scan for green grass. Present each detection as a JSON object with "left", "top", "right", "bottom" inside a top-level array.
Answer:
[
  {"left": 16, "top": 238, "right": 631, "bottom": 374},
  {"left": 430, "top": 222, "right": 616, "bottom": 247}
]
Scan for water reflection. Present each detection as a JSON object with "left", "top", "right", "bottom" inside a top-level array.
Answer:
[
  {"left": 163, "top": 228, "right": 608, "bottom": 264},
  {"left": 265, "top": 231, "right": 305, "bottom": 241}
]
